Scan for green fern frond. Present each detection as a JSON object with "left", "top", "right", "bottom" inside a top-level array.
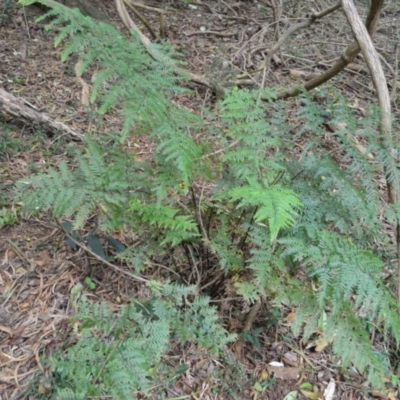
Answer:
[{"left": 226, "top": 178, "right": 302, "bottom": 241}]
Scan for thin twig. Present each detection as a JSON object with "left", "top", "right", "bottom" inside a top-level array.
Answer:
[
  {"left": 125, "top": 1, "right": 157, "bottom": 39},
  {"left": 59, "top": 226, "right": 150, "bottom": 284},
  {"left": 262, "top": 1, "right": 341, "bottom": 72},
  {"left": 390, "top": 43, "right": 399, "bottom": 102},
  {"left": 129, "top": 1, "right": 165, "bottom": 38},
  {"left": 243, "top": 297, "right": 263, "bottom": 331},
  {"left": 185, "top": 30, "right": 237, "bottom": 37}
]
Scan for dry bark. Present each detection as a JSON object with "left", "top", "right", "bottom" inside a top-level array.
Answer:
[
  {"left": 0, "top": 88, "right": 84, "bottom": 141},
  {"left": 342, "top": 0, "right": 400, "bottom": 301}
]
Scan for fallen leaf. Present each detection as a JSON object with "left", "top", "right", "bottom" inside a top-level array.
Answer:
[
  {"left": 259, "top": 368, "right": 269, "bottom": 380},
  {"left": 323, "top": 379, "right": 335, "bottom": 400},
  {"left": 282, "top": 351, "right": 298, "bottom": 366},
  {"left": 269, "top": 361, "right": 284, "bottom": 367},
  {"left": 0, "top": 325, "right": 12, "bottom": 335},
  {"left": 37, "top": 383, "right": 49, "bottom": 395},
  {"left": 387, "top": 390, "right": 396, "bottom": 400},
  {"left": 286, "top": 311, "right": 295, "bottom": 322},
  {"left": 267, "top": 365, "right": 301, "bottom": 380},
  {"left": 35, "top": 250, "right": 51, "bottom": 267},
  {"left": 12, "top": 324, "right": 26, "bottom": 339},
  {"left": 300, "top": 389, "right": 323, "bottom": 399},
  {"left": 315, "top": 338, "right": 329, "bottom": 352}
]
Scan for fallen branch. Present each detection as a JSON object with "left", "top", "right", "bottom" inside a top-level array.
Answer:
[
  {"left": 128, "top": 1, "right": 165, "bottom": 38},
  {"left": 274, "top": 0, "right": 384, "bottom": 100},
  {"left": 260, "top": 1, "right": 342, "bottom": 73},
  {"left": 125, "top": 0, "right": 157, "bottom": 39},
  {"left": 0, "top": 88, "right": 84, "bottom": 141}
]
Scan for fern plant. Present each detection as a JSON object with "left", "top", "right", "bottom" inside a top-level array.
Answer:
[
  {"left": 17, "top": 0, "right": 400, "bottom": 395},
  {"left": 50, "top": 282, "right": 235, "bottom": 400}
]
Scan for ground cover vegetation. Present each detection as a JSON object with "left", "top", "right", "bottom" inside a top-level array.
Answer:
[{"left": 2, "top": 0, "right": 400, "bottom": 398}]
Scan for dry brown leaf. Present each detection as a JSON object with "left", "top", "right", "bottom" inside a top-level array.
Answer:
[
  {"left": 35, "top": 250, "right": 51, "bottom": 267},
  {"left": 300, "top": 389, "right": 323, "bottom": 399},
  {"left": 11, "top": 324, "right": 27, "bottom": 339},
  {"left": 266, "top": 365, "right": 301, "bottom": 380},
  {"left": 387, "top": 390, "right": 396, "bottom": 400},
  {"left": 0, "top": 325, "right": 12, "bottom": 335},
  {"left": 289, "top": 69, "right": 307, "bottom": 79},
  {"left": 315, "top": 338, "right": 329, "bottom": 352},
  {"left": 77, "top": 77, "right": 91, "bottom": 106},
  {"left": 286, "top": 311, "right": 295, "bottom": 322}
]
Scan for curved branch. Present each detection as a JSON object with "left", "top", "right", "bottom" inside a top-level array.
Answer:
[
  {"left": 342, "top": 0, "right": 400, "bottom": 301},
  {"left": 114, "top": 0, "right": 215, "bottom": 89},
  {"left": 275, "top": 0, "right": 384, "bottom": 100}
]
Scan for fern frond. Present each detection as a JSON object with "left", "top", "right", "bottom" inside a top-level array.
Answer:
[{"left": 225, "top": 178, "right": 302, "bottom": 241}]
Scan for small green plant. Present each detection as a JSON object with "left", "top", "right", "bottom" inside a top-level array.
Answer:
[
  {"left": 17, "top": 0, "right": 400, "bottom": 395},
  {"left": 0, "top": 207, "right": 18, "bottom": 228},
  {"left": 84, "top": 276, "right": 96, "bottom": 290},
  {"left": 0, "top": 123, "right": 23, "bottom": 159},
  {"left": 48, "top": 283, "right": 235, "bottom": 399}
]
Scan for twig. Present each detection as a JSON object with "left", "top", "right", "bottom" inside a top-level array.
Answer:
[
  {"left": 128, "top": 0, "right": 166, "bottom": 38},
  {"left": 274, "top": 0, "right": 385, "bottom": 100},
  {"left": 22, "top": 5, "right": 31, "bottom": 39},
  {"left": 185, "top": 30, "right": 237, "bottom": 37},
  {"left": 59, "top": 225, "right": 150, "bottom": 284},
  {"left": 284, "top": 342, "right": 317, "bottom": 370},
  {"left": 188, "top": 245, "right": 202, "bottom": 287},
  {"left": 390, "top": 43, "right": 399, "bottom": 102},
  {"left": 115, "top": 0, "right": 215, "bottom": 89},
  {"left": 261, "top": 1, "right": 341, "bottom": 72},
  {"left": 341, "top": 0, "right": 400, "bottom": 300},
  {"left": 125, "top": 1, "right": 157, "bottom": 39},
  {"left": 243, "top": 297, "right": 263, "bottom": 331}
]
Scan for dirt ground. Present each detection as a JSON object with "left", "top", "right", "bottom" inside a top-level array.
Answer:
[{"left": 1, "top": 0, "right": 400, "bottom": 399}]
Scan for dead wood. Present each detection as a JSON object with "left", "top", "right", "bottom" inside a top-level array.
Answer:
[
  {"left": 275, "top": 0, "right": 384, "bottom": 100},
  {"left": 260, "top": 1, "right": 342, "bottom": 73},
  {"left": 124, "top": 0, "right": 157, "bottom": 40},
  {"left": 342, "top": 0, "right": 400, "bottom": 301},
  {"left": 127, "top": 0, "right": 165, "bottom": 39},
  {"left": 0, "top": 88, "right": 84, "bottom": 141}
]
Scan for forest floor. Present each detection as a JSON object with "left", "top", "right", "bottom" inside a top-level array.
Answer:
[{"left": 0, "top": 1, "right": 400, "bottom": 399}]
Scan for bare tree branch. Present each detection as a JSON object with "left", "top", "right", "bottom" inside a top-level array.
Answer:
[
  {"left": 275, "top": 0, "right": 384, "bottom": 100},
  {"left": 0, "top": 88, "right": 84, "bottom": 141},
  {"left": 261, "top": 1, "right": 342, "bottom": 72},
  {"left": 341, "top": 0, "right": 400, "bottom": 302}
]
